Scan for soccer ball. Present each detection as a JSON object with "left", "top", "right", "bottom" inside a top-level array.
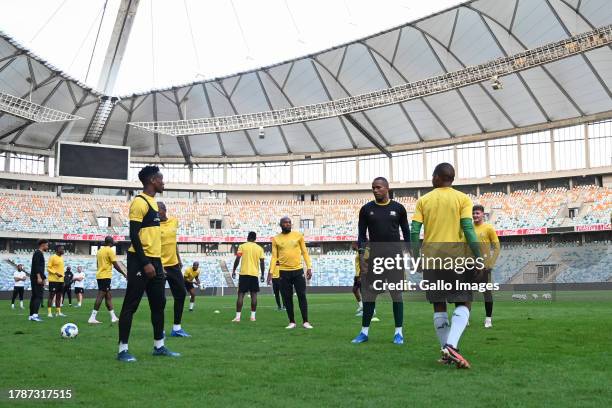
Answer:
[{"left": 61, "top": 323, "right": 79, "bottom": 339}]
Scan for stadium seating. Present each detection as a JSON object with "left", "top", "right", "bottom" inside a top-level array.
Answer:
[
  {"left": 0, "top": 185, "right": 609, "bottom": 289},
  {"left": 474, "top": 186, "right": 611, "bottom": 229},
  {"left": 0, "top": 186, "right": 609, "bottom": 238},
  {"left": 1, "top": 241, "right": 610, "bottom": 290}
]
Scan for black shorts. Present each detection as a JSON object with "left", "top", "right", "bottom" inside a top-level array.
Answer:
[
  {"left": 352, "top": 276, "right": 361, "bottom": 289},
  {"left": 362, "top": 246, "right": 405, "bottom": 301},
  {"left": 49, "top": 282, "right": 63, "bottom": 293},
  {"left": 238, "top": 275, "right": 260, "bottom": 293},
  {"left": 185, "top": 281, "right": 195, "bottom": 291},
  {"left": 74, "top": 287, "right": 84, "bottom": 294},
  {"left": 97, "top": 278, "right": 112, "bottom": 292},
  {"left": 423, "top": 269, "right": 474, "bottom": 303}
]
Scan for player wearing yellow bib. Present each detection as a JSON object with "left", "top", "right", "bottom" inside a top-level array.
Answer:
[
  {"left": 270, "top": 217, "right": 313, "bottom": 329},
  {"left": 231, "top": 232, "right": 265, "bottom": 322},
  {"left": 89, "top": 236, "right": 125, "bottom": 324},
  {"left": 117, "top": 165, "right": 179, "bottom": 363},
  {"left": 266, "top": 259, "right": 285, "bottom": 311},
  {"left": 158, "top": 202, "right": 190, "bottom": 337},
  {"left": 411, "top": 163, "right": 482, "bottom": 368},
  {"left": 471, "top": 204, "right": 500, "bottom": 328},
  {"left": 47, "top": 246, "right": 65, "bottom": 318},
  {"left": 183, "top": 262, "right": 201, "bottom": 311}
]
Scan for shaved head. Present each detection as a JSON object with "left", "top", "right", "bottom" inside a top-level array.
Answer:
[
  {"left": 371, "top": 177, "right": 390, "bottom": 203},
  {"left": 433, "top": 163, "right": 455, "bottom": 181},
  {"left": 432, "top": 162, "right": 455, "bottom": 187},
  {"left": 372, "top": 177, "right": 389, "bottom": 187},
  {"left": 280, "top": 216, "right": 292, "bottom": 233}
]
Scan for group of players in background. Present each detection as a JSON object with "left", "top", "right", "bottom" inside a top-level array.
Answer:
[
  {"left": 12, "top": 162, "right": 500, "bottom": 368},
  {"left": 21, "top": 238, "right": 203, "bottom": 327}
]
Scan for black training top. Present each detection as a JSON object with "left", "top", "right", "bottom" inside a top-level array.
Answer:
[
  {"left": 357, "top": 200, "right": 410, "bottom": 249},
  {"left": 30, "top": 249, "right": 46, "bottom": 281},
  {"left": 64, "top": 270, "right": 73, "bottom": 287}
]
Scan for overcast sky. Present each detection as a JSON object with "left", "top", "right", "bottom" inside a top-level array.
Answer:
[{"left": 0, "top": 0, "right": 463, "bottom": 95}]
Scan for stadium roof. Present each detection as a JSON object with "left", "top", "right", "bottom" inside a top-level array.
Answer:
[{"left": 1, "top": 0, "right": 611, "bottom": 163}]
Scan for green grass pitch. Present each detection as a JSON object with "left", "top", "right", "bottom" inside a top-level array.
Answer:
[{"left": 1, "top": 293, "right": 612, "bottom": 407}]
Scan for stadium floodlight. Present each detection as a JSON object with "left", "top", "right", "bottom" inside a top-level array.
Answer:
[
  {"left": 0, "top": 91, "right": 83, "bottom": 123},
  {"left": 491, "top": 75, "right": 503, "bottom": 90},
  {"left": 129, "top": 24, "right": 612, "bottom": 137}
]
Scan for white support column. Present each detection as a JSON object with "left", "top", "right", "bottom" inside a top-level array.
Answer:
[
  {"left": 422, "top": 152, "right": 428, "bottom": 180},
  {"left": 453, "top": 145, "right": 459, "bottom": 177},
  {"left": 517, "top": 135, "right": 523, "bottom": 174},
  {"left": 484, "top": 141, "right": 491, "bottom": 177},
  {"left": 584, "top": 123, "right": 591, "bottom": 169},
  {"left": 5, "top": 152, "right": 11, "bottom": 172},
  {"left": 188, "top": 164, "right": 193, "bottom": 184},
  {"left": 289, "top": 161, "right": 294, "bottom": 185},
  {"left": 388, "top": 155, "right": 394, "bottom": 181},
  {"left": 223, "top": 164, "right": 228, "bottom": 185},
  {"left": 322, "top": 159, "right": 327, "bottom": 184},
  {"left": 256, "top": 163, "right": 261, "bottom": 185},
  {"left": 550, "top": 129, "right": 556, "bottom": 171},
  {"left": 355, "top": 157, "right": 360, "bottom": 184}
]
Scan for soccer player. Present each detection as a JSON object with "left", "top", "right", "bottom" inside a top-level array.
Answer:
[
  {"left": 47, "top": 245, "right": 66, "bottom": 318},
  {"left": 61, "top": 266, "right": 73, "bottom": 307},
  {"left": 411, "top": 163, "right": 482, "bottom": 368},
  {"left": 117, "top": 165, "right": 179, "bottom": 362},
  {"left": 270, "top": 216, "right": 313, "bottom": 329},
  {"left": 89, "top": 236, "right": 125, "bottom": 324},
  {"left": 73, "top": 265, "right": 85, "bottom": 307},
  {"left": 352, "top": 177, "right": 410, "bottom": 345},
  {"left": 231, "top": 232, "right": 265, "bottom": 322},
  {"left": 183, "top": 262, "right": 201, "bottom": 312},
  {"left": 471, "top": 204, "right": 500, "bottom": 328},
  {"left": 158, "top": 201, "right": 190, "bottom": 337},
  {"left": 351, "top": 242, "right": 363, "bottom": 316},
  {"left": 266, "top": 261, "right": 285, "bottom": 311},
  {"left": 28, "top": 239, "right": 48, "bottom": 321},
  {"left": 11, "top": 264, "right": 27, "bottom": 310}
]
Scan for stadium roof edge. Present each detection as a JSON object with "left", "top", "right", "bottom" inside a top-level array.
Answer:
[
  {"left": 0, "top": 30, "right": 103, "bottom": 97},
  {"left": 128, "top": 109, "right": 612, "bottom": 164},
  {"left": 2, "top": 109, "right": 611, "bottom": 163}
]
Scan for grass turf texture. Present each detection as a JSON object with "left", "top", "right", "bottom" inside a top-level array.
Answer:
[{"left": 1, "top": 293, "right": 612, "bottom": 407}]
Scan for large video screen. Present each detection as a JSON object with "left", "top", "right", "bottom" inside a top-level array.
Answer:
[{"left": 57, "top": 142, "right": 129, "bottom": 180}]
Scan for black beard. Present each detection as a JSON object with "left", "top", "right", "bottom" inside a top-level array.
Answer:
[{"left": 281, "top": 227, "right": 291, "bottom": 233}]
